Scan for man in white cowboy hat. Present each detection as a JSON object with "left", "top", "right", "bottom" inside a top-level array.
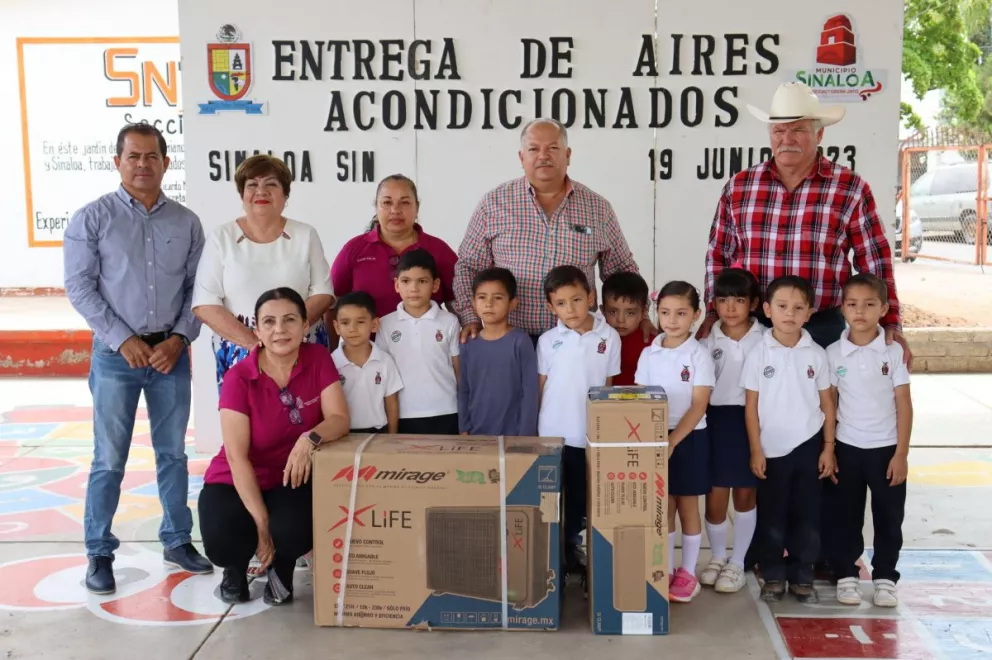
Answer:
[
  {"left": 699, "top": 82, "right": 906, "bottom": 355},
  {"left": 696, "top": 81, "right": 910, "bottom": 601}
]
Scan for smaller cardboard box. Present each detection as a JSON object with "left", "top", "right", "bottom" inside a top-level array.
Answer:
[
  {"left": 586, "top": 386, "right": 670, "bottom": 635},
  {"left": 312, "top": 434, "right": 563, "bottom": 631}
]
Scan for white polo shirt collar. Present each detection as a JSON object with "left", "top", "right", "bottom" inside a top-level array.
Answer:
[
  {"left": 396, "top": 300, "right": 441, "bottom": 321},
  {"left": 840, "top": 327, "right": 887, "bottom": 357},
  {"left": 764, "top": 328, "right": 814, "bottom": 350}
]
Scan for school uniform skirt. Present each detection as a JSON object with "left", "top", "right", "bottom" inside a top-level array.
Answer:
[
  {"left": 707, "top": 405, "right": 758, "bottom": 489},
  {"left": 669, "top": 427, "right": 711, "bottom": 496}
]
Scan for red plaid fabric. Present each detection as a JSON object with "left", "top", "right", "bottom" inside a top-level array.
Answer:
[
  {"left": 454, "top": 176, "right": 639, "bottom": 335},
  {"left": 705, "top": 157, "right": 901, "bottom": 329}
]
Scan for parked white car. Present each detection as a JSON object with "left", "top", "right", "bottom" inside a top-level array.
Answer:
[{"left": 897, "top": 162, "right": 990, "bottom": 244}]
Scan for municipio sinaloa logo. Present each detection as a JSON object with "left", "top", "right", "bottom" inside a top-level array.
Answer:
[
  {"left": 789, "top": 13, "right": 886, "bottom": 103},
  {"left": 198, "top": 24, "right": 266, "bottom": 115}
]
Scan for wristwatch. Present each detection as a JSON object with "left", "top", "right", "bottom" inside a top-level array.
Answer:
[{"left": 307, "top": 430, "right": 323, "bottom": 448}]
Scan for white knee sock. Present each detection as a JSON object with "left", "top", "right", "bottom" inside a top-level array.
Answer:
[
  {"left": 706, "top": 519, "right": 730, "bottom": 561},
  {"left": 730, "top": 508, "right": 758, "bottom": 568},
  {"left": 668, "top": 532, "right": 677, "bottom": 575},
  {"left": 681, "top": 533, "right": 702, "bottom": 576}
]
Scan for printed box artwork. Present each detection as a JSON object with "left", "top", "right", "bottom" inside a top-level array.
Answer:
[
  {"left": 586, "top": 386, "right": 670, "bottom": 635},
  {"left": 312, "top": 434, "right": 563, "bottom": 630}
]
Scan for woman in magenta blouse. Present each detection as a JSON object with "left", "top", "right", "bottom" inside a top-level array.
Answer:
[
  {"left": 329, "top": 174, "right": 458, "bottom": 317},
  {"left": 198, "top": 287, "right": 350, "bottom": 605}
]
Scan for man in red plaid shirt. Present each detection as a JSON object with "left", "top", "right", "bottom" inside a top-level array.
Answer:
[
  {"left": 698, "top": 81, "right": 912, "bottom": 582},
  {"left": 454, "top": 118, "right": 650, "bottom": 343},
  {"left": 698, "top": 82, "right": 911, "bottom": 367}
]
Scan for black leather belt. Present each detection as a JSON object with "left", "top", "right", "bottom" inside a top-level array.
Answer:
[{"left": 139, "top": 331, "right": 170, "bottom": 346}]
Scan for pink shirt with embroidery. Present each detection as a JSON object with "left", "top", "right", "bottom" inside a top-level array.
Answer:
[{"left": 204, "top": 343, "right": 340, "bottom": 490}]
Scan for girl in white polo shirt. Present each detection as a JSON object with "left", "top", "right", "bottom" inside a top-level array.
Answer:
[
  {"left": 699, "top": 268, "right": 764, "bottom": 595},
  {"left": 635, "top": 281, "right": 715, "bottom": 603},
  {"left": 826, "top": 274, "right": 912, "bottom": 608},
  {"left": 741, "top": 275, "right": 836, "bottom": 604}
]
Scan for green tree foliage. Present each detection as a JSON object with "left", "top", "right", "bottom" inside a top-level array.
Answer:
[{"left": 902, "top": 0, "right": 984, "bottom": 132}]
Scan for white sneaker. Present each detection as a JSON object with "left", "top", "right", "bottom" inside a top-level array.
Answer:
[
  {"left": 714, "top": 562, "right": 746, "bottom": 593},
  {"left": 699, "top": 558, "right": 727, "bottom": 586},
  {"left": 836, "top": 577, "right": 863, "bottom": 605},
  {"left": 872, "top": 579, "right": 898, "bottom": 607}
]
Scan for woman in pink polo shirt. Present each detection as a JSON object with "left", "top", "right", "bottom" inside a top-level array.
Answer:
[
  {"left": 198, "top": 287, "right": 350, "bottom": 605},
  {"left": 329, "top": 174, "right": 457, "bottom": 318}
]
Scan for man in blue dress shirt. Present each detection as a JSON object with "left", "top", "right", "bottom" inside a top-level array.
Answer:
[{"left": 63, "top": 123, "right": 212, "bottom": 594}]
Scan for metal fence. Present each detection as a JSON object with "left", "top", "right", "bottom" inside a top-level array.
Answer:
[{"left": 897, "top": 145, "right": 992, "bottom": 265}]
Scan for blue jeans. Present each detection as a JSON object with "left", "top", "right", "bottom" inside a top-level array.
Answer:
[{"left": 84, "top": 337, "right": 193, "bottom": 558}]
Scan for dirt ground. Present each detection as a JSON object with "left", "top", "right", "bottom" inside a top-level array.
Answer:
[{"left": 895, "top": 261, "right": 992, "bottom": 327}]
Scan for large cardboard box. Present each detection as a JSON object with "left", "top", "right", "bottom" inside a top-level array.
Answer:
[
  {"left": 312, "top": 434, "right": 563, "bottom": 630},
  {"left": 586, "top": 386, "right": 670, "bottom": 635}
]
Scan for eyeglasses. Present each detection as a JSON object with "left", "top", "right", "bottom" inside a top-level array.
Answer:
[{"left": 279, "top": 388, "right": 303, "bottom": 425}]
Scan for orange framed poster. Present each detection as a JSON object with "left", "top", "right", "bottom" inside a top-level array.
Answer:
[{"left": 17, "top": 37, "right": 183, "bottom": 248}]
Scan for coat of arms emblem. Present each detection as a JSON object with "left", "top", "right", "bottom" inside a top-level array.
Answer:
[{"left": 198, "top": 24, "right": 265, "bottom": 115}]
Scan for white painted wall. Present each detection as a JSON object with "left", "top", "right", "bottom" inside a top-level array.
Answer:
[
  {"left": 178, "top": 0, "right": 905, "bottom": 452},
  {"left": 0, "top": 0, "right": 180, "bottom": 289}
]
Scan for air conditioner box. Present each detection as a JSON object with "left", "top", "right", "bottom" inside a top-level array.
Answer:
[
  {"left": 312, "top": 433, "right": 563, "bottom": 630},
  {"left": 587, "top": 386, "right": 671, "bottom": 635}
]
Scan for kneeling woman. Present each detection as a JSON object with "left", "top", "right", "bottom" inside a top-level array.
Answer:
[{"left": 199, "top": 287, "right": 350, "bottom": 604}]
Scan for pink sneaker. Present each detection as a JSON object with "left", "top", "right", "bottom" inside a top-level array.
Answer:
[{"left": 670, "top": 568, "right": 701, "bottom": 603}]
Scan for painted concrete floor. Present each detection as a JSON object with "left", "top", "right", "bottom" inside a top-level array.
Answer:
[{"left": 1, "top": 376, "right": 992, "bottom": 659}]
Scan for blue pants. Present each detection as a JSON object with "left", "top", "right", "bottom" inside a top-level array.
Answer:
[{"left": 84, "top": 337, "right": 193, "bottom": 558}]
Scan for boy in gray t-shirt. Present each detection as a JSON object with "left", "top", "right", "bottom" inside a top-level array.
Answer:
[{"left": 457, "top": 268, "right": 538, "bottom": 436}]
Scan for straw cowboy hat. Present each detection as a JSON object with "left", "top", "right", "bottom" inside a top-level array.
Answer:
[{"left": 746, "top": 82, "right": 846, "bottom": 127}]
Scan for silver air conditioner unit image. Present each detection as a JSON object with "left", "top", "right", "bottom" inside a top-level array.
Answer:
[{"left": 425, "top": 506, "right": 555, "bottom": 608}]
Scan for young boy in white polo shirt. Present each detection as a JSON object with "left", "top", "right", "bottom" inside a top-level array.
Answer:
[
  {"left": 376, "top": 249, "right": 461, "bottom": 435},
  {"left": 826, "top": 273, "right": 912, "bottom": 608},
  {"left": 332, "top": 291, "right": 403, "bottom": 434},
  {"left": 537, "top": 265, "right": 621, "bottom": 593},
  {"left": 742, "top": 275, "right": 836, "bottom": 604}
]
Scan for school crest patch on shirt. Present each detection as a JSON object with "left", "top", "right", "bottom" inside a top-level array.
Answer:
[
  {"left": 597, "top": 338, "right": 607, "bottom": 354},
  {"left": 763, "top": 366, "right": 775, "bottom": 378},
  {"left": 712, "top": 348, "right": 723, "bottom": 361},
  {"left": 680, "top": 365, "right": 690, "bottom": 382},
  {"left": 390, "top": 330, "right": 402, "bottom": 343},
  {"left": 552, "top": 340, "right": 563, "bottom": 350},
  {"left": 435, "top": 330, "right": 443, "bottom": 342},
  {"left": 881, "top": 361, "right": 889, "bottom": 376},
  {"left": 340, "top": 375, "right": 346, "bottom": 385},
  {"left": 835, "top": 366, "right": 847, "bottom": 378},
  {"left": 375, "top": 371, "right": 382, "bottom": 385},
  {"left": 807, "top": 365, "right": 815, "bottom": 379}
]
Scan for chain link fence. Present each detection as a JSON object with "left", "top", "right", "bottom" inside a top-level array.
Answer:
[{"left": 897, "top": 146, "right": 992, "bottom": 265}]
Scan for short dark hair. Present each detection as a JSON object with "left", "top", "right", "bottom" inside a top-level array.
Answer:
[
  {"left": 766, "top": 275, "right": 815, "bottom": 307},
  {"left": 714, "top": 268, "right": 761, "bottom": 302},
  {"left": 116, "top": 122, "right": 167, "bottom": 158},
  {"left": 235, "top": 155, "right": 293, "bottom": 197},
  {"left": 336, "top": 291, "right": 378, "bottom": 318},
  {"left": 656, "top": 280, "right": 701, "bottom": 312},
  {"left": 843, "top": 273, "right": 888, "bottom": 304},
  {"left": 254, "top": 287, "right": 307, "bottom": 321},
  {"left": 602, "top": 272, "right": 649, "bottom": 308},
  {"left": 395, "top": 248, "right": 438, "bottom": 279},
  {"left": 543, "top": 265, "right": 591, "bottom": 301},
  {"left": 473, "top": 267, "right": 517, "bottom": 299}
]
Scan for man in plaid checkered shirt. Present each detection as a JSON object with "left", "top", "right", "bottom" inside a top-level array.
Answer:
[
  {"left": 698, "top": 82, "right": 911, "bottom": 367},
  {"left": 454, "top": 118, "right": 651, "bottom": 343}
]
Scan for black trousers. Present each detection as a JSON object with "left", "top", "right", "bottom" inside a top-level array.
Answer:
[
  {"left": 198, "top": 481, "right": 313, "bottom": 589},
  {"left": 827, "top": 442, "right": 906, "bottom": 583},
  {"left": 756, "top": 432, "right": 823, "bottom": 585},
  {"left": 398, "top": 414, "right": 459, "bottom": 435},
  {"left": 562, "top": 445, "right": 588, "bottom": 566},
  {"left": 747, "top": 307, "right": 845, "bottom": 572}
]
